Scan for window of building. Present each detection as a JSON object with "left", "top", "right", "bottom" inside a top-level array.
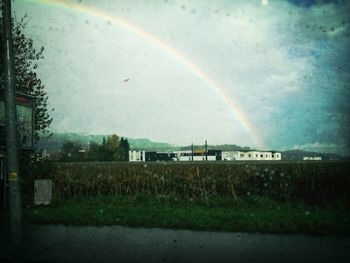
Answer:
[
  {"left": 260, "top": 154, "right": 263, "bottom": 158},
  {"left": 240, "top": 154, "right": 244, "bottom": 158},
  {"left": 248, "top": 154, "right": 251, "bottom": 157}
]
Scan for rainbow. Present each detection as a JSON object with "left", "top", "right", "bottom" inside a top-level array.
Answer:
[{"left": 25, "top": 0, "right": 266, "bottom": 148}]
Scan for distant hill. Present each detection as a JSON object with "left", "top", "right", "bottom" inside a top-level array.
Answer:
[
  {"left": 37, "top": 133, "right": 176, "bottom": 153},
  {"left": 37, "top": 133, "right": 253, "bottom": 154},
  {"left": 180, "top": 144, "right": 251, "bottom": 151},
  {"left": 37, "top": 133, "right": 346, "bottom": 160},
  {"left": 127, "top": 138, "right": 176, "bottom": 151}
]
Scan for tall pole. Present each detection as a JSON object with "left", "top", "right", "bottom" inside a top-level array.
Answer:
[
  {"left": 205, "top": 140, "right": 207, "bottom": 161},
  {"left": 2, "top": 0, "right": 22, "bottom": 261},
  {"left": 191, "top": 143, "right": 193, "bottom": 161}
]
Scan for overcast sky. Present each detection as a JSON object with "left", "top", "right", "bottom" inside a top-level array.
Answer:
[{"left": 13, "top": 0, "right": 350, "bottom": 155}]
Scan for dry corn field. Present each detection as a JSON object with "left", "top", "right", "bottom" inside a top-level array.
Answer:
[{"left": 47, "top": 161, "right": 350, "bottom": 204}]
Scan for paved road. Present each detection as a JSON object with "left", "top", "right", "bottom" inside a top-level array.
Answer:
[{"left": 1, "top": 224, "right": 350, "bottom": 263}]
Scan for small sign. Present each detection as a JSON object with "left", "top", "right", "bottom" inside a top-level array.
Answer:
[
  {"left": 34, "top": 179, "right": 52, "bottom": 205},
  {"left": 8, "top": 172, "right": 17, "bottom": 182}
]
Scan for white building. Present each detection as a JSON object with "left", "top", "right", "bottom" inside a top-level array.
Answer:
[
  {"left": 129, "top": 150, "right": 146, "bottom": 162},
  {"left": 272, "top": 152, "right": 282, "bottom": 160},
  {"left": 173, "top": 150, "right": 216, "bottom": 161},
  {"left": 303, "top": 156, "right": 322, "bottom": 161},
  {"left": 129, "top": 149, "right": 281, "bottom": 162},
  {"left": 222, "top": 151, "right": 281, "bottom": 161}
]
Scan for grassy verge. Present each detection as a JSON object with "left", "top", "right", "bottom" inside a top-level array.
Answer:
[{"left": 19, "top": 195, "right": 350, "bottom": 236}]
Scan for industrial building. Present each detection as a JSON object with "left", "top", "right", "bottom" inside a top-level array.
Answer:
[
  {"left": 129, "top": 150, "right": 175, "bottom": 162},
  {"left": 129, "top": 149, "right": 281, "bottom": 162},
  {"left": 222, "top": 151, "right": 281, "bottom": 161},
  {"left": 173, "top": 149, "right": 221, "bottom": 161},
  {"left": 303, "top": 156, "right": 322, "bottom": 161}
]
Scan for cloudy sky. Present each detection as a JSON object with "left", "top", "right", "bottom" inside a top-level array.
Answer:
[{"left": 13, "top": 0, "right": 350, "bottom": 155}]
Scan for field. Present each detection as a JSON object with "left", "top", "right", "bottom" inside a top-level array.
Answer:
[
  {"left": 17, "top": 160, "right": 350, "bottom": 234},
  {"left": 33, "top": 160, "right": 349, "bottom": 204}
]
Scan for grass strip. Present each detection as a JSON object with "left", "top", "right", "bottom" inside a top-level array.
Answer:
[{"left": 18, "top": 195, "right": 350, "bottom": 236}]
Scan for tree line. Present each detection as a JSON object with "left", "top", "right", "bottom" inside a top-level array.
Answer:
[{"left": 59, "top": 134, "right": 130, "bottom": 162}]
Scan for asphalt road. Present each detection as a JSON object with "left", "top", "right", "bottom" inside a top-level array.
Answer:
[{"left": 1, "top": 224, "right": 350, "bottom": 263}]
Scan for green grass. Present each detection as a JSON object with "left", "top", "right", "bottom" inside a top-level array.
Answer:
[{"left": 20, "top": 195, "right": 350, "bottom": 236}]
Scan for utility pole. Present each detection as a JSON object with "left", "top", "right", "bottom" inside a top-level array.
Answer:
[
  {"left": 2, "top": 0, "right": 22, "bottom": 261},
  {"left": 205, "top": 140, "right": 207, "bottom": 161},
  {"left": 191, "top": 143, "right": 193, "bottom": 161}
]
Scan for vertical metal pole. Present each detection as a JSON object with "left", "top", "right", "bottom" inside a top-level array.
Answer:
[
  {"left": 205, "top": 140, "right": 207, "bottom": 161},
  {"left": 1, "top": 156, "right": 6, "bottom": 209},
  {"left": 191, "top": 143, "right": 193, "bottom": 162},
  {"left": 2, "top": 0, "right": 22, "bottom": 262}
]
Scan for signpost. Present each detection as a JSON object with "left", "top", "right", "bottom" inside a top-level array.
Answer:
[
  {"left": 0, "top": 90, "right": 35, "bottom": 211},
  {"left": 1, "top": 0, "right": 34, "bottom": 261}
]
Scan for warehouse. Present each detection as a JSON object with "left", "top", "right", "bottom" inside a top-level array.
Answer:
[
  {"left": 129, "top": 150, "right": 175, "bottom": 162},
  {"left": 222, "top": 151, "right": 281, "bottom": 161},
  {"left": 173, "top": 150, "right": 219, "bottom": 161},
  {"left": 129, "top": 150, "right": 281, "bottom": 162}
]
